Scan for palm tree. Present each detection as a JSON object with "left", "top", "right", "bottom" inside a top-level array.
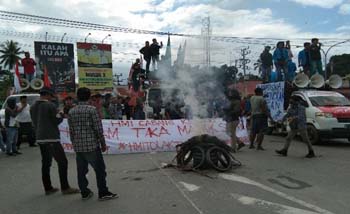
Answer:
[{"left": 0, "top": 40, "right": 23, "bottom": 70}]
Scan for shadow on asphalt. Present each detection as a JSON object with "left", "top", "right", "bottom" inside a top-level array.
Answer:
[{"left": 315, "top": 139, "right": 350, "bottom": 147}]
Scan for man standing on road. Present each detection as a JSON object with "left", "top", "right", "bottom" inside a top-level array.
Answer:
[
  {"left": 276, "top": 96, "right": 316, "bottom": 158},
  {"left": 30, "top": 87, "right": 79, "bottom": 195},
  {"left": 21, "top": 52, "right": 36, "bottom": 82},
  {"left": 68, "top": 87, "right": 117, "bottom": 201},
  {"left": 249, "top": 88, "right": 271, "bottom": 150},
  {"left": 16, "top": 96, "right": 37, "bottom": 149},
  {"left": 223, "top": 88, "right": 245, "bottom": 152}
]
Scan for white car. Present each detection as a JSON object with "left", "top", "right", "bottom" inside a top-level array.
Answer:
[
  {"left": 0, "top": 93, "right": 40, "bottom": 126},
  {"left": 269, "top": 90, "right": 350, "bottom": 144},
  {"left": 291, "top": 90, "right": 350, "bottom": 144}
]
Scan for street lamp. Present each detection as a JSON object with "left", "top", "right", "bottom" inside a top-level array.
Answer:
[
  {"left": 102, "top": 34, "right": 111, "bottom": 44},
  {"left": 61, "top": 33, "right": 67, "bottom": 43},
  {"left": 84, "top": 33, "right": 91, "bottom": 43},
  {"left": 321, "top": 39, "right": 350, "bottom": 80}
]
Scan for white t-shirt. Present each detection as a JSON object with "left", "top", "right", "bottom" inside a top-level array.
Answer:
[{"left": 15, "top": 103, "right": 32, "bottom": 123}]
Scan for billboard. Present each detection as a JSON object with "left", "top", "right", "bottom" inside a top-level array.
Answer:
[
  {"left": 34, "top": 42, "right": 75, "bottom": 93},
  {"left": 77, "top": 43, "right": 113, "bottom": 90}
]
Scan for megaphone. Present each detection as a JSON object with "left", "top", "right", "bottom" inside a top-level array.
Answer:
[
  {"left": 326, "top": 74, "right": 342, "bottom": 89},
  {"left": 293, "top": 73, "right": 309, "bottom": 88},
  {"left": 310, "top": 73, "right": 325, "bottom": 88},
  {"left": 30, "top": 78, "right": 44, "bottom": 90},
  {"left": 20, "top": 78, "right": 30, "bottom": 91}
]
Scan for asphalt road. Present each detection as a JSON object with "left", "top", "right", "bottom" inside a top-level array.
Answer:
[{"left": 0, "top": 135, "right": 349, "bottom": 214}]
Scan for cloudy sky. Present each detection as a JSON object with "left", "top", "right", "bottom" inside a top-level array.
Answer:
[{"left": 0, "top": 0, "right": 350, "bottom": 79}]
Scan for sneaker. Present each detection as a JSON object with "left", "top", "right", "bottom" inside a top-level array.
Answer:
[
  {"left": 237, "top": 143, "right": 245, "bottom": 151},
  {"left": 98, "top": 192, "right": 118, "bottom": 201},
  {"left": 45, "top": 187, "right": 59, "bottom": 195},
  {"left": 62, "top": 187, "right": 80, "bottom": 195},
  {"left": 82, "top": 191, "right": 94, "bottom": 201},
  {"left": 14, "top": 151, "right": 22, "bottom": 155},
  {"left": 275, "top": 149, "right": 287, "bottom": 156},
  {"left": 305, "top": 151, "right": 316, "bottom": 158},
  {"left": 6, "top": 152, "right": 14, "bottom": 156},
  {"left": 249, "top": 144, "right": 255, "bottom": 149}
]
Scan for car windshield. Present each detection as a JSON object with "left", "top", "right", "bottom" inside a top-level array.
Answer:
[
  {"left": 2, "top": 95, "right": 40, "bottom": 109},
  {"left": 309, "top": 96, "right": 350, "bottom": 107}
]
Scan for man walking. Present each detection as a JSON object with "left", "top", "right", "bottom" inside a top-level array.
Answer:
[
  {"left": 68, "top": 87, "right": 117, "bottom": 201},
  {"left": 21, "top": 52, "right": 36, "bottom": 82},
  {"left": 249, "top": 88, "right": 271, "bottom": 150},
  {"left": 16, "top": 95, "right": 36, "bottom": 149},
  {"left": 276, "top": 96, "right": 316, "bottom": 158},
  {"left": 30, "top": 87, "right": 79, "bottom": 195}
]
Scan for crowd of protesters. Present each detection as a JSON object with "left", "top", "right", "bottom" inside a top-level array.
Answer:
[{"left": 260, "top": 38, "right": 323, "bottom": 83}]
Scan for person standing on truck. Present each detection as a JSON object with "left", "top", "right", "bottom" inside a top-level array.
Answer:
[
  {"left": 309, "top": 38, "right": 323, "bottom": 77},
  {"left": 273, "top": 41, "right": 289, "bottom": 81},
  {"left": 298, "top": 42, "right": 311, "bottom": 76},
  {"left": 16, "top": 95, "right": 36, "bottom": 149},
  {"left": 139, "top": 41, "right": 152, "bottom": 75},
  {"left": 260, "top": 46, "right": 273, "bottom": 83},
  {"left": 150, "top": 38, "right": 163, "bottom": 71},
  {"left": 276, "top": 96, "right": 316, "bottom": 158},
  {"left": 21, "top": 52, "right": 37, "bottom": 82},
  {"left": 249, "top": 88, "right": 271, "bottom": 150},
  {"left": 5, "top": 97, "right": 23, "bottom": 156},
  {"left": 30, "top": 87, "right": 79, "bottom": 195}
]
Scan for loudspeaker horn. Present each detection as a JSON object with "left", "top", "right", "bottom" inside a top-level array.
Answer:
[
  {"left": 326, "top": 74, "right": 342, "bottom": 89},
  {"left": 293, "top": 73, "right": 309, "bottom": 88},
  {"left": 310, "top": 73, "right": 325, "bottom": 88},
  {"left": 30, "top": 78, "right": 44, "bottom": 90},
  {"left": 20, "top": 78, "right": 30, "bottom": 91}
]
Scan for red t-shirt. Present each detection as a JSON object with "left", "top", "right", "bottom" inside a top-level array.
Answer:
[{"left": 21, "top": 58, "right": 36, "bottom": 74}]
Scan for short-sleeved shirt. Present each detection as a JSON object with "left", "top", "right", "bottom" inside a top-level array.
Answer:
[
  {"left": 21, "top": 58, "right": 36, "bottom": 74},
  {"left": 250, "top": 95, "right": 265, "bottom": 116}
]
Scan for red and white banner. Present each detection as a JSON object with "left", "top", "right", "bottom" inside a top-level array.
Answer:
[{"left": 59, "top": 118, "right": 250, "bottom": 154}]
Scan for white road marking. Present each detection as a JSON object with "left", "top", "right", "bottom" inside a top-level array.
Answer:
[
  {"left": 147, "top": 154, "right": 204, "bottom": 214},
  {"left": 231, "top": 193, "right": 319, "bottom": 214},
  {"left": 179, "top": 182, "right": 200, "bottom": 192},
  {"left": 220, "top": 174, "right": 335, "bottom": 214}
]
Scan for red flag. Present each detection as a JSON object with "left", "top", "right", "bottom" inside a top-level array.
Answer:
[
  {"left": 14, "top": 60, "right": 22, "bottom": 92},
  {"left": 43, "top": 65, "right": 51, "bottom": 88}
]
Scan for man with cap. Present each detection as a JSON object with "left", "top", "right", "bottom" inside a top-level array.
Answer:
[{"left": 30, "top": 87, "right": 79, "bottom": 195}]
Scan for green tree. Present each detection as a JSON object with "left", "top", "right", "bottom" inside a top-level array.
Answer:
[
  {"left": 326, "top": 54, "right": 350, "bottom": 77},
  {"left": 0, "top": 40, "right": 23, "bottom": 70}
]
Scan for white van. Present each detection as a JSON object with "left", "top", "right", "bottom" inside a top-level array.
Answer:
[{"left": 291, "top": 90, "right": 350, "bottom": 144}]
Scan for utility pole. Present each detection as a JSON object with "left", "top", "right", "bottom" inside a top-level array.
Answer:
[
  {"left": 201, "top": 16, "right": 211, "bottom": 69},
  {"left": 238, "top": 47, "right": 251, "bottom": 96}
]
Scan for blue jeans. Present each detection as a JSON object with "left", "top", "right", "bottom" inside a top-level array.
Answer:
[
  {"left": 6, "top": 127, "right": 18, "bottom": 153},
  {"left": 76, "top": 148, "right": 109, "bottom": 195},
  {"left": 0, "top": 131, "right": 6, "bottom": 151},
  {"left": 25, "top": 73, "right": 35, "bottom": 82},
  {"left": 275, "top": 63, "right": 288, "bottom": 81}
]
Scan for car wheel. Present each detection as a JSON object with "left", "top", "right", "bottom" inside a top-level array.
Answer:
[{"left": 307, "top": 124, "right": 319, "bottom": 145}]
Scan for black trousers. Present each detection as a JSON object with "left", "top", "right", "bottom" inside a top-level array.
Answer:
[
  {"left": 39, "top": 143, "right": 70, "bottom": 191},
  {"left": 17, "top": 122, "right": 35, "bottom": 147}
]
